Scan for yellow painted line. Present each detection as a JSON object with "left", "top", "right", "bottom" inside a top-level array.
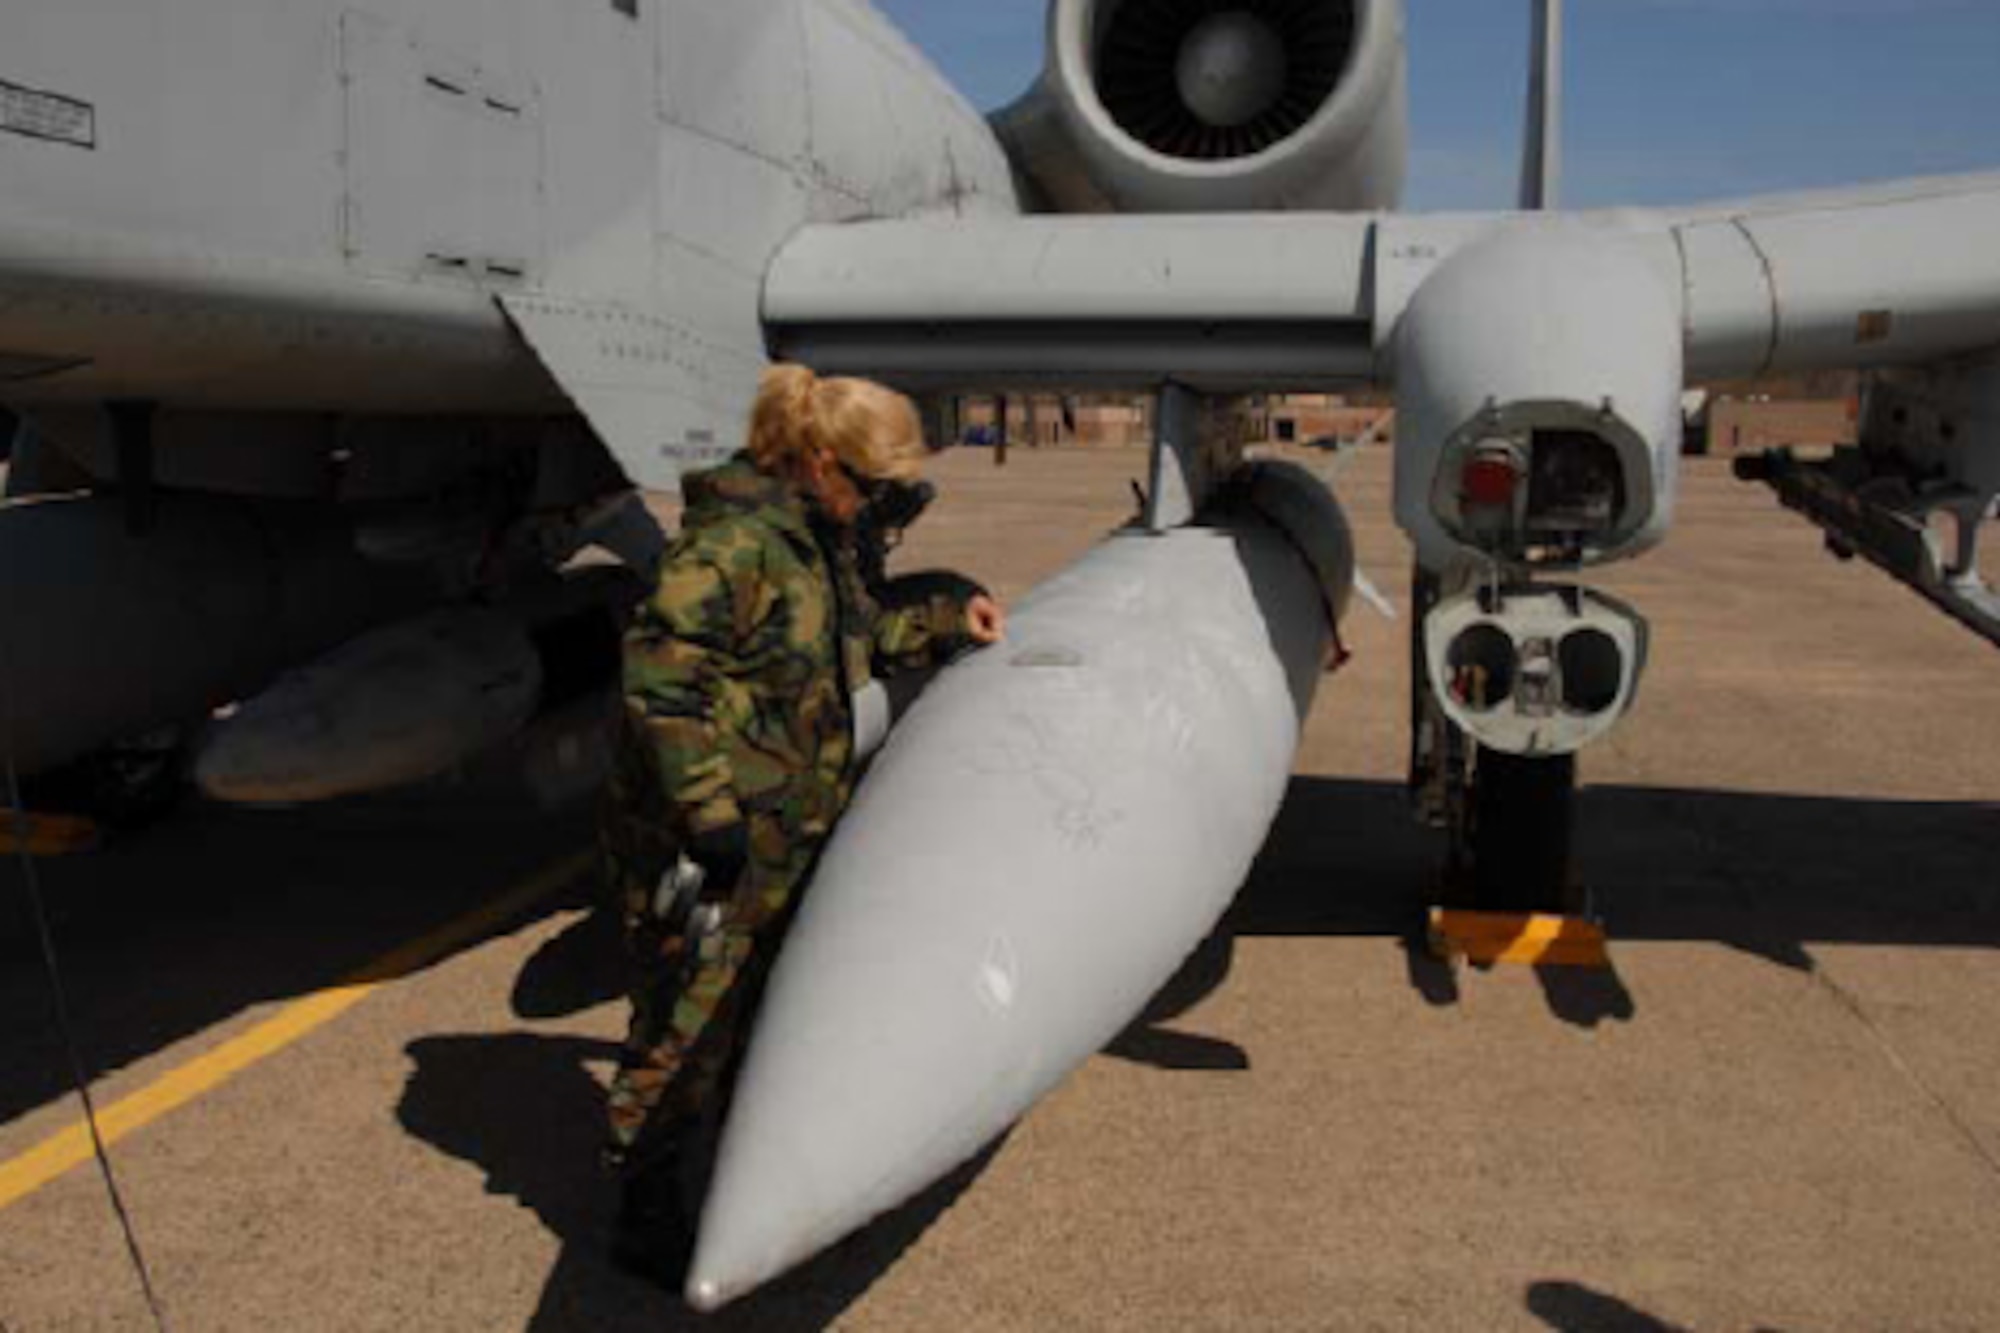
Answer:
[
  {"left": 0, "top": 812, "right": 102, "bottom": 857},
  {"left": 0, "top": 850, "right": 592, "bottom": 1213}
]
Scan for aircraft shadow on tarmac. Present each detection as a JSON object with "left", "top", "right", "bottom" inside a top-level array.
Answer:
[
  {"left": 0, "top": 784, "right": 594, "bottom": 1126},
  {"left": 1245, "top": 775, "right": 1999, "bottom": 950},
  {"left": 1522, "top": 1278, "right": 1797, "bottom": 1333},
  {"left": 1525, "top": 1280, "right": 1695, "bottom": 1332},
  {"left": 6, "top": 768, "right": 1993, "bottom": 1325},
  {"left": 1139, "top": 774, "right": 2000, "bottom": 1038},
  {"left": 6, "top": 769, "right": 1992, "bottom": 1119},
  {"left": 396, "top": 1031, "right": 1002, "bottom": 1333}
]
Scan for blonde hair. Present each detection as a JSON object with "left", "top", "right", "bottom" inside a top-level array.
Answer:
[{"left": 747, "top": 364, "right": 924, "bottom": 484}]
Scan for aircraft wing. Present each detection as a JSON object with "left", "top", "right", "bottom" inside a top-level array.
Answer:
[
  {"left": 762, "top": 171, "right": 2000, "bottom": 396},
  {"left": 764, "top": 213, "right": 1380, "bottom": 393},
  {"left": 1662, "top": 170, "right": 2000, "bottom": 382},
  {"left": 11, "top": 167, "right": 1997, "bottom": 496},
  {"left": 759, "top": 171, "right": 2000, "bottom": 649}
]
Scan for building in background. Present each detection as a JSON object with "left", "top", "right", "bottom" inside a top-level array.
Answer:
[
  {"left": 1686, "top": 372, "right": 1859, "bottom": 456},
  {"left": 947, "top": 380, "right": 1860, "bottom": 460},
  {"left": 957, "top": 394, "right": 1153, "bottom": 448},
  {"left": 952, "top": 393, "right": 1401, "bottom": 450},
  {"left": 1241, "top": 393, "right": 1396, "bottom": 448}
]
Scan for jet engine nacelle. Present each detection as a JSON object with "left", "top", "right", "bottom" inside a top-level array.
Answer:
[
  {"left": 995, "top": 0, "right": 1408, "bottom": 213},
  {"left": 1393, "top": 223, "right": 1684, "bottom": 574}
]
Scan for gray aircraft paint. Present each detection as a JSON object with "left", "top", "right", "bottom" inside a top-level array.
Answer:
[
  {"left": 0, "top": 0, "right": 1017, "bottom": 489},
  {"left": 8, "top": 2, "right": 1997, "bottom": 514},
  {"left": 763, "top": 178, "right": 2000, "bottom": 573}
]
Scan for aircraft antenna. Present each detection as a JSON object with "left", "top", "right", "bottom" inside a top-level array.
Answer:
[
  {"left": 1518, "top": 0, "right": 1563, "bottom": 210},
  {"left": 3, "top": 720, "right": 173, "bottom": 1330}
]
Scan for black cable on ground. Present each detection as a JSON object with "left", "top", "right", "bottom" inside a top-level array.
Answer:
[{"left": 4, "top": 752, "right": 173, "bottom": 1333}]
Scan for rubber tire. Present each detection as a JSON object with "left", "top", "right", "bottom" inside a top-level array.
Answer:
[{"left": 1469, "top": 747, "right": 1579, "bottom": 914}]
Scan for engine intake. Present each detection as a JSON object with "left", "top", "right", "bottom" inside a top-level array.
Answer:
[
  {"left": 994, "top": 0, "right": 1405, "bottom": 213},
  {"left": 1098, "top": 0, "right": 1358, "bottom": 161}
]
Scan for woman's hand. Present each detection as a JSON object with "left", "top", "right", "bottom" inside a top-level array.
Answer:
[{"left": 965, "top": 593, "right": 1007, "bottom": 645}]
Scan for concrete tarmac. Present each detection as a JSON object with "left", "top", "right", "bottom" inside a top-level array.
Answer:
[{"left": 2, "top": 443, "right": 1997, "bottom": 1332}]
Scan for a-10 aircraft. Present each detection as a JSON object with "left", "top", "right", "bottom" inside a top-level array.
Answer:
[{"left": 3, "top": 0, "right": 1996, "bottom": 1308}]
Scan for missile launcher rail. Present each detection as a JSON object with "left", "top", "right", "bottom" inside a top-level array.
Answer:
[{"left": 1737, "top": 446, "right": 2000, "bottom": 651}]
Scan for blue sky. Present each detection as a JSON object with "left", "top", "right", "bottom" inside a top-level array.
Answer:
[{"left": 872, "top": 0, "right": 2000, "bottom": 210}]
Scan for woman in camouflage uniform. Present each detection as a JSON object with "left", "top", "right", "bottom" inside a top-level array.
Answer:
[{"left": 602, "top": 364, "right": 1004, "bottom": 1281}]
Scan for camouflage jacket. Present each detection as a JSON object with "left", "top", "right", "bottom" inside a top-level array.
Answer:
[{"left": 617, "top": 454, "right": 976, "bottom": 857}]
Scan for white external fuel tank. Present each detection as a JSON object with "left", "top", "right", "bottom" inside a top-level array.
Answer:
[{"left": 685, "top": 463, "right": 1352, "bottom": 1308}]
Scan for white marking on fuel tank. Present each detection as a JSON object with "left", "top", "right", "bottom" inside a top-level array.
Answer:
[{"left": 977, "top": 935, "right": 1019, "bottom": 1015}]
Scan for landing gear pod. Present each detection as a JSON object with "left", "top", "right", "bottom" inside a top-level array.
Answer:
[
  {"left": 1423, "top": 584, "right": 1647, "bottom": 757},
  {"left": 1392, "top": 222, "right": 1675, "bottom": 910},
  {"left": 1393, "top": 221, "right": 1683, "bottom": 574}
]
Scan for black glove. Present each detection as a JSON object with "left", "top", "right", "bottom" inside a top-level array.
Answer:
[
  {"left": 874, "top": 569, "right": 987, "bottom": 613},
  {"left": 686, "top": 820, "right": 750, "bottom": 899}
]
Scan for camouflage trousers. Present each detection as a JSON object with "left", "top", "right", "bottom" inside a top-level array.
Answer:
[{"left": 604, "top": 811, "right": 820, "bottom": 1163}]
